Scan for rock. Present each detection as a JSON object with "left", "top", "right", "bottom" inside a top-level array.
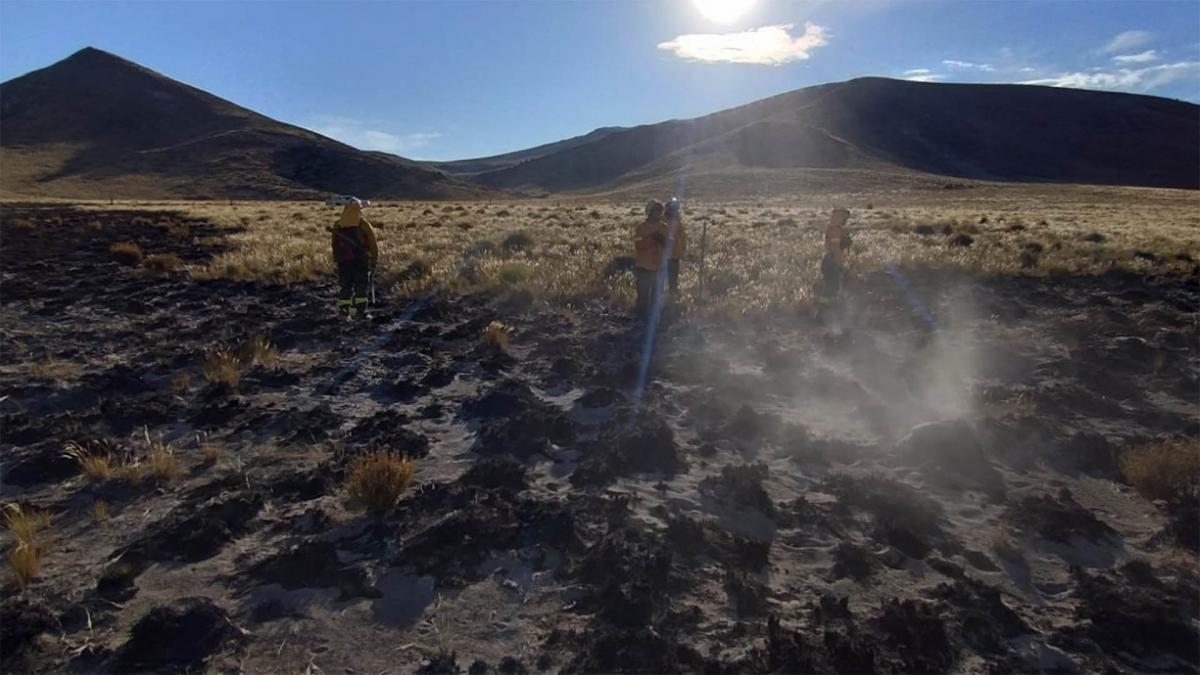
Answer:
[
  {"left": 110, "top": 597, "right": 245, "bottom": 673},
  {"left": 948, "top": 233, "right": 974, "bottom": 247}
]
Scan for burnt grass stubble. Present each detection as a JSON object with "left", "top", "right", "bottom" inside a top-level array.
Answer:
[{"left": 1, "top": 204, "right": 1198, "bottom": 673}]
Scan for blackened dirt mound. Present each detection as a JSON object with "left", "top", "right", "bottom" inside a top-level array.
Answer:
[
  {"left": 572, "top": 415, "right": 684, "bottom": 486},
  {"left": 110, "top": 597, "right": 246, "bottom": 673}
]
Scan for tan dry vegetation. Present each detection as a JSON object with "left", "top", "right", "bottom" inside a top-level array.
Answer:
[
  {"left": 27, "top": 356, "right": 83, "bottom": 382},
  {"left": 345, "top": 451, "right": 417, "bottom": 515},
  {"left": 62, "top": 185, "right": 1199, "bottom": 317},
  {"left": 3, "top": 503, "right": 51, "bottom": 588},
  {"left": 1121, "top": 439, "right": 1200, "bottom": 506}
]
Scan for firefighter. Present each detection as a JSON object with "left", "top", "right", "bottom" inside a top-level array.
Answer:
[
  {"left": 633, "top": 200, "right": 669, "bottom": 318},
  {"left": 330, "top": 198, "right": 378, "bottom": 319}
]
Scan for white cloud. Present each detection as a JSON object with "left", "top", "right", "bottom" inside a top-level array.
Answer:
[
  {"left": 307, "top": 116, "right": 440, "bottom": 156},
  {"left": 657, "top": 22, "right": 828, "bottom": 65},
  {"left": 1112, "top": 49, "right": 1159, "bottom": 64},
  {"left": 1022, "top": 61, "right": 1200, "bottom": 93},
  {"left": 902, "top": 68, "right": 944, "bottom": 82},
  {"left": 942, "top": 59, "right": 995, "bottom": 72},
  {"left": 1099, "top": 30, "right": 1152, "bottom": 54}
]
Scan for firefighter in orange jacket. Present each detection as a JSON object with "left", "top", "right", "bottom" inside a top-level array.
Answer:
[
  {"left": 330, "top": 198, "right": 378, "bottom": 319},
  {"left": 634, "top": 200, "right": 669, "bottom": 318}
]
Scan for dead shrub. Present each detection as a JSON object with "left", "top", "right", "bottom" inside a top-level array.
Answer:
[
  {"left": 110, "top": 242, "right": 143, "bottom": 266},
  {"left": 345, "top": 451, "right": 416, "bottom": 515},
  {"left": 1121, "top": 439, "right": 1200, "bottom": 506},
  {"left": 501, "top": 231, "right": 534, "bottom": 252}
]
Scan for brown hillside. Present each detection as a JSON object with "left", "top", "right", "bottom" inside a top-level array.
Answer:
[
  {"left": 470, "top": 78, "right": 1200, "bottom": 192},
  {"left": 0, "top": 47, "right": 488, "bottom": 200}
]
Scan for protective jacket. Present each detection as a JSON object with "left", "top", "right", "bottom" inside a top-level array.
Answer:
[
  {"left": 634, "top": 218, "right": 669, "bottom": 270},
  {"left": 331, "top": 202, "right": 378, "bottom": 269}
]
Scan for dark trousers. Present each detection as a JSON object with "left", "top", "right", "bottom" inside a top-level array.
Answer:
[
  {"left": 634, "top": 267, "right": 658, "bottom": 317},
  {"left": 821, "top": 253, "right": 843, "bottom": 300},
  {"left": 338, "top": 264, "right": 370, "bottom": 315},
  {"left": 667, "top": 258, "right": 680, "bottom": 295}
]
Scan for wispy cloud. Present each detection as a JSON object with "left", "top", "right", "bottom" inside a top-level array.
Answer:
[
  {"left": 1023, "top": 61, "right": 1199, "bottom": 93},
  {"left": 1112, "top": 49, "right": 1159, "bottom": 64},
  {"left": 942, "top": 59, "right": 994, "bottom": 72},
  {"left": 657, "top": 22, "right": 828, "bottom": 65},
  {"left": 307, "top": 116, "right": 440, "bottom": 156},
  {"left": 1099, "top": 30, "right": 1152, "bottom": 55},
  {"left": 902, "top": 68, "right": 944, "bottom": 82}
]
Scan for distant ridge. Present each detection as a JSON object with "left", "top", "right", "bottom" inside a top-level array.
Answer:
[
  {"left": 463, "top": 77, "right": 1200, "bottom": 192},
  {"left": 0, "top": 47, "right": 491, "bottom": 200}
]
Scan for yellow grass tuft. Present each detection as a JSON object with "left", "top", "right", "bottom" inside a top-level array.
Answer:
[
  {"left": 203, "top": 349, "right": 241, "bottom": 389},
  {"left": 238, "top": 335, "right": 278, "bottom": 368},
  {"left": 481, "top": 320, "right": 512, "bottom": 351},
  {"left": 345, "top": 451, "right": 416, "bottom": 515},
  {"left": 3, "top": 504, "right": 51, "bottom": 588},
  {"left": 110, "top": 241, "right": 143, "bottom": 266},
  {"left": 143, "top": 428, "right": 182, "bottom": 482},
  {"left": 65, "top": 441, "right": 114, "bottom": 481},
  {"left": 90, "top": 500, "right": 110, "bottom": 524},
  {"left": 1121, "top": 439, "right": 1200, "bottom": 506}
]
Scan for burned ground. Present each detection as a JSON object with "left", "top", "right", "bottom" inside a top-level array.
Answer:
[{"left": 1, "top": 203, "right": 1197, "bottom": 673}]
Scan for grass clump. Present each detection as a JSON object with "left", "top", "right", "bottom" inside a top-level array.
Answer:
[
  {"left": 1121, "top": 439, "right": 1199, "bottom": 506},
  {"left": 64, "top": 440, "right": 117, "bottom": 482},
  {"left": 90, "top": 501, "right": 110, "bottom": 524},
  {"left": 203, "top": 349, "right": 241, "bottom": 389},
  {"left": 110, "top": 241, "right": 143, "bottom": 266},
  {"left": 237, "top": 335, "right": 278, "bottom": 368},
  {"left": 345, "top": 451, "right": 416, "bottom": 515},
  {"left": 143, "top": 429, "right": 182, "bottom": 483},
  {"left": 481, "top": 320, "right": 512, "bottom": 351},
  {"left": 3, "top": 504, "right": 51, "bottom": 588},
  {"left": 143, "top": 252, "right": 183, "bottom": 274}
]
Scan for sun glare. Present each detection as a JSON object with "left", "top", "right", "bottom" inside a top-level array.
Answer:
[{"left": 693, "top": 0, "right": 756, "bottom": 24}]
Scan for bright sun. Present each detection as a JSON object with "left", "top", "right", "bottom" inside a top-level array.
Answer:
[{"left": 692, "top": 0, "right": 756, "bottom": 24}]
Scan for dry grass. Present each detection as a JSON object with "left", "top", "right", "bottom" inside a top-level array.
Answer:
[
  {"left": 110, "top": 241, "right": 143, "bottom": 266},
  {"left": 143, "top": 428, "right": 182, "bottom": 482},
  {"left": 65, "top": 440, "right": 116, "bottom": 481},
  {"left": 345, "top": 451, "right": 417, "bottom": 515},
  {"left": 3, "top": 504, "right": 51, "bottom": 588},
  {"left": 143, "top": 252, "right": 183, "bottom": 274},
  {"left": 1121, "top": 439, "right": 1200, "bottom": 506},
  {"left": 238, "top": 335, "right": 278, "bottom": 368},
  {"left": 28, "top": 356, "right": 83, "bottom": 381},
  {"left": 90, "top": 500, "right": 110, "bottom": 524},
  {"left": 199, "top": 437, "right": 223, "bottom": 464},
  {"left": 72, "top": 188, "right": 1198, "bottom": 318},
  {"left": 481, "top": 320, "right": 512, "bottom": 351},
  {"left": 170, "top": 371, "right": 192, "bottom": 395},
  {"left": 203, "top": 348, "right": 241, "bottom": 389}
]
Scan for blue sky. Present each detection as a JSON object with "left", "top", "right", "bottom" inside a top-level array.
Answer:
[{"left": 2, "top": 1, "right": 1197, "bottom": 161}]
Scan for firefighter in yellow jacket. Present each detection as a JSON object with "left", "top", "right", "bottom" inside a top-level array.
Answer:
[
  {"left": 633, "top": 200, "right": 669, "bottom": 318},
  {"left": 330, "top": 198, "right": 378, "bottom": 319}
]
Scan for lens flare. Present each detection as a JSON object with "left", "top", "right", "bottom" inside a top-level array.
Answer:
[{"left": 692, "top": 0, "right": 756, "bottom": 24}]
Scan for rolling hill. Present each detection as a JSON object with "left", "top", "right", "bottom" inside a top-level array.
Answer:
[
  {"left": 0, "top": 47, "right": 488, "bottom": 200},
  {"left": 461, "top": 78, "right": 1200, "bottom": 193}
]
